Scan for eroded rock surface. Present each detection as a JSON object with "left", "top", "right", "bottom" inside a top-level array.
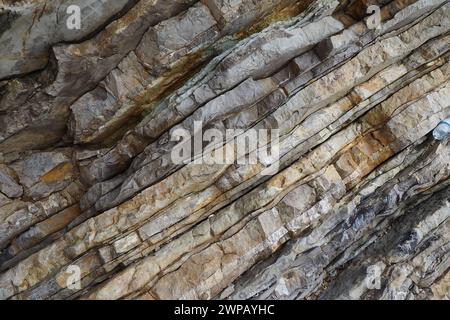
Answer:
[{"left": 0, "top": 0, "right": 448, "bottom": 300}]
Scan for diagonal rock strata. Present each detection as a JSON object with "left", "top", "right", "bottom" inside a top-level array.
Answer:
[{"left": 0, "top": 0, "right": 449, "bottom": 300}]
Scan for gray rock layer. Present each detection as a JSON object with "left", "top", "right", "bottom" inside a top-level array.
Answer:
[{"left": 0, "top": 0, "right": 449, "bottom": 300}]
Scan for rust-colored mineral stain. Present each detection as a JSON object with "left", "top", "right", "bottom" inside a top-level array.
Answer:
[
  {"left": 40, "top": 162, "right": 73, "bottom": 183},
  {"left": 235, "top": 0, "right": 314, "bottom": 40}
]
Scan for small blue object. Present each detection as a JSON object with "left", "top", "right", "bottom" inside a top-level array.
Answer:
[{"left": 433, "top": 118, "right": 450, "bottom": 140}]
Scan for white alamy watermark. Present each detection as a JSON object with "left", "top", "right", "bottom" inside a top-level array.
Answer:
[
  {"left": 366, "top": 5, "right": 382, "bottom": 30},
  {"left": 170, "top": 121, "right": 280, "bottom": 176},
  {"left": 66, "top": 0, "right": 108, "bottom": 30},
  {"left": 65, "top": 264, "right": 81, "bottom": 290},
  {"left": 365, "top": 264, "right": 384, "bottom": 290},
  {"left": 66, "top": 5, "right": 81, "bottom": 30}
]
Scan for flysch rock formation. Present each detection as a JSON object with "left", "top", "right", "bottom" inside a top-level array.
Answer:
[{"left": 0, "top": 0, "right": 449, "bottom": 300}]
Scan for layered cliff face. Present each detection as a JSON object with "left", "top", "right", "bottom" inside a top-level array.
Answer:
[{"left": 0, "top": 0, "right": 449, "bottom": 300}]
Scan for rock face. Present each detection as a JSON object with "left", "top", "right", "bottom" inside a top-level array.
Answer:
[{"left": 0, "top": 0, "right": 449, "bottom": 300}]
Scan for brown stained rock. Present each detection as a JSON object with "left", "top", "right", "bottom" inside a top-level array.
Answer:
[
  {"left": 10, "top": 150, "right": 75, "bottom": 200},
  {"left": 68, "top": 0, "right": 325, "bottom": 146},
  {"left": 8, "top": 204, "right": 81, "bottom": 256}
]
